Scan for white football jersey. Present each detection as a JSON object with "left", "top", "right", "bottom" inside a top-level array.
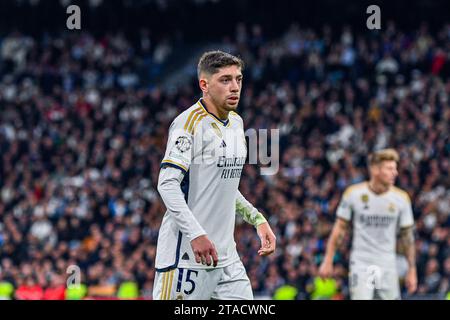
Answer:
[
  {"left": 155, "top": 99, "right": 248, "bottom": 270},
  {"left": 336, "top": 182, "right": 414, "bottom": 269}
]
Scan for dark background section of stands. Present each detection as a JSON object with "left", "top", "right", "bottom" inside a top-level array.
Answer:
[{"left": 1, "top": 0, "right": 449, "bottom": 39}]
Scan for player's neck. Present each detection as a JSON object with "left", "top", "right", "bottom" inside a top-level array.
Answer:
[
  {"left": 367, "top": 180, "right": 390, "bottom": 195},
  {"left": 201, "top": 97, "right": 229, "bottom": 121}
]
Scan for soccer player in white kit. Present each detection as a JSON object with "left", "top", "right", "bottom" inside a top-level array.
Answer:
[
  {"left": 319, "top": 149, "right": 417, "bottom": 299},
  {"left": 153, "top": 51, "right": 277, "bottom": 300}
]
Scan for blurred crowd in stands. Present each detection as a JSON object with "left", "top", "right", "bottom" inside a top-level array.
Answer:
[{"left": 0, "top": 19, "right": 449, "bottom": 299}]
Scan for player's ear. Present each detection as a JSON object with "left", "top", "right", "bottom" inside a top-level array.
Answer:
[
  {"left": 199, "top": 78, "right": 208, "bottom": 93},
  {"left": 199, "top": 73, "right": 209, "bottom": 93}
]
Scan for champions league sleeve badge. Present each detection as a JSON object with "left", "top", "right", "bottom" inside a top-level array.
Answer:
[{"left": 175, "top": 136, "right": 192, "bottom": 152}]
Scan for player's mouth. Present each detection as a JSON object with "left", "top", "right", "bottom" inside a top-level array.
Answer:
[{"left": 227, "top": 96, "right": 239, "bottom": 103}]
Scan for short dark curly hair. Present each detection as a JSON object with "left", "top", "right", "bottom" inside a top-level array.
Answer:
[{"left": 197, "top": 50, "right": 244, "bottom": 79}]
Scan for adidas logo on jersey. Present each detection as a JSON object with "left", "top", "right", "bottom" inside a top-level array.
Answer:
[
  {"left": 220, "top": 140, "right": 227, "bottom": 148},
  {"left": 181, "top": 252, "right": 190, "bottom": 261}
]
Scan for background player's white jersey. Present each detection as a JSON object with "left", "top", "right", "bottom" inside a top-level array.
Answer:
[
  {"left": 336, "top": 182, "right": 414, "bottom": 269},
  {"left": 155, "top": 99, "right": 247, "bottom": 271}
]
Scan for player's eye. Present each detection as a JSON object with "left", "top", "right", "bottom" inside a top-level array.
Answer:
[{"left": 221, "top": 79, "right": 230, "bottom": 84}]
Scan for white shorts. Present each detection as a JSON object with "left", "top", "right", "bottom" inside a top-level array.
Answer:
[
  {"left": 153, "top": 260, "right": 253, "bottom": 300},
  {"left": 349, "top": 261, "right": 400, "bottom": 300}
]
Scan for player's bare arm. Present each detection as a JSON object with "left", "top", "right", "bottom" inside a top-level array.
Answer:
[
  {"left": 399, "top": 226, "right": 417, "bottom": 294},
  {"left": 319, "top": 217, "right": 349, "bottom": 278}
]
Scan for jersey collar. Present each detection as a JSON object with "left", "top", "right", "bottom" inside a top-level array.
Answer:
[{"left": 198, "top": 98, "right": 230, "bottom": 127}]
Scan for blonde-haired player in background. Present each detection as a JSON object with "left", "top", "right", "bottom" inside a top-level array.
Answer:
[{"left": 319, "top": 149, "right": 417, "bottom": 299}]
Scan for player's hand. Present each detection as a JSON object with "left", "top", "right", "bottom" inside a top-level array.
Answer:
[
  {"left": 318, "top": 259, "right": 333, "bottom": 279},
  {"left": 405, "top": 267, "right": 417, "bottom": 294},
  {"left": 256, "top": 222, "right": 276, "bottom": 256},
  {"left": 191, "top": 235, "right": 218, "bottom": 267}
]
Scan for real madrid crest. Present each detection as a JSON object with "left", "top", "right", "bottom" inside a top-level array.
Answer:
[{"left": 388, "top": 202, "right": 396, "bottom": 213}]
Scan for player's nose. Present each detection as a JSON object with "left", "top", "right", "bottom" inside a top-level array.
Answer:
[{"left": 230, "top": 79, "right": 239, "bottom": 92}]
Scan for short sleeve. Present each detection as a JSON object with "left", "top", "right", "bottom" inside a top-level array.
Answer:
[
  {"left": 399, "top": 194, "right": 414, "bottom": 228},
  {"left": 336, "top": 189, "right": 353, "bottom": 221}
]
